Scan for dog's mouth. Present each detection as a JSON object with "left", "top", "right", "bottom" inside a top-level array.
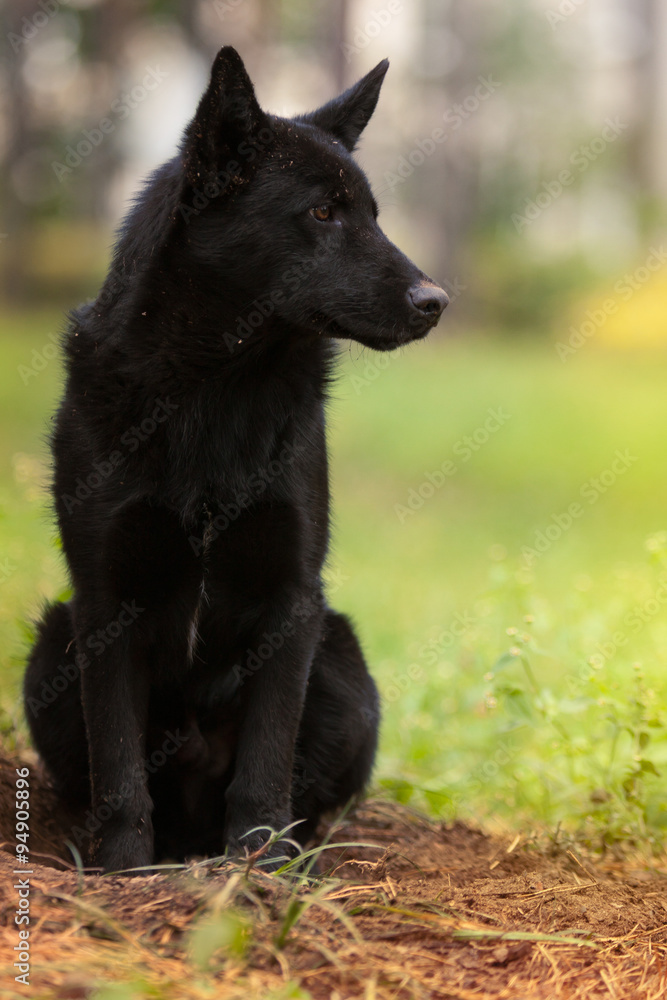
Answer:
[{"left": 311, "top": 311, "right": 435, "bottom": 351}]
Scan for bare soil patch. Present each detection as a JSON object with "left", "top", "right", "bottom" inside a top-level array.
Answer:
[{"left": 1, "top": 749, "right": 666, "bottom": 999}]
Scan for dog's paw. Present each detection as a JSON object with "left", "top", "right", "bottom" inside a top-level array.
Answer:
[{"left": 91, "top": 821, "right": 155, "bottom": 875}]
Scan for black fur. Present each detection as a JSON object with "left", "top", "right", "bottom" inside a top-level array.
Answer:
[{"left": 24, "top": 47, "right": 448, "bottom": 873}]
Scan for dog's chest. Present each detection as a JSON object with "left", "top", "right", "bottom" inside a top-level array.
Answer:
[{"left": 164, "top": 377, "right": 327, "bottom": 525}]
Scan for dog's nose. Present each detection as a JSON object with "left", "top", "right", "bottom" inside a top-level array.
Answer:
[{"left": 407, "top": 283, "right": 449, "bottom": 320}]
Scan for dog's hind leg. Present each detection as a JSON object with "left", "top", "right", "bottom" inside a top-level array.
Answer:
[
  {"left": 24, "top": 601, "right": 90, "bottom": 808},
  {"left": 291, "top": 609, "right": 379, "bottom": 845}
]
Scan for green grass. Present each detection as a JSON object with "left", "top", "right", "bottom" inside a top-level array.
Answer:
[
  {"left": 0, "top": 310, "right": 66, "bottom": 739},
  {"left": 3, "top": 310, "right": 667, "bottom": 848}
]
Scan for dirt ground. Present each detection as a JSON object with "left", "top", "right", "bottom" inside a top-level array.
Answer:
[{"left": 1, "top": 748, "right": 667, "bottom": 1000}]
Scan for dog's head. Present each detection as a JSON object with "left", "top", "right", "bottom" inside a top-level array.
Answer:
[{"left": 179, "top": 47, "right": 448, "bottom": 351}]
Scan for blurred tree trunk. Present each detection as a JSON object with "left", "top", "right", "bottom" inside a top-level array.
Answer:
[
  {"left": 84, "top": 0, "right": 140, "bottom": 221},
  {"left": 1, "top": 0, "right": 145, "bottom": 300},
  {"left": 1, "top": 0, "right": 35, "bottom": 302},
  {"left": 640, "top": 0, "right": 667, "bottom": 209},
  {"left": 413, "top": 0, "right": 485, "bottom": 286},
  {"left": 328, "top": 0, "right": 349, "bottom": 91}
]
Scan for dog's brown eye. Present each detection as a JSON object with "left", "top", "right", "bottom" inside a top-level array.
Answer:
[{"left": 310, "top": 205, "right": 332, "bottom": 222}]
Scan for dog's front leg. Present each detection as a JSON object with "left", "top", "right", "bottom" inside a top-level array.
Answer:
[
  {"left": 76, "top": 610, "right": 154, "bottom": 873},
  {"left": 71, "top": 501, "right": 202, "bottom": 873},
  {"left": 224, "top": 591, "right": 324, "bottom": 866}
]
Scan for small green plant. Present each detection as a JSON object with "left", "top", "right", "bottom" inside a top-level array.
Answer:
[
  {"left": 186, "top": 813, "right": 381, "bottom": 975},
  {"left": 487, "top": 612, "right": 665, "bottom": 850},
  {"left": 189, "top": 908, "right": 250, "bottom": 969}
]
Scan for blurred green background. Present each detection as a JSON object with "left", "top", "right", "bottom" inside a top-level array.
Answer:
[{"left": 2, "top": 0, "right": 667, "bottom": 849}]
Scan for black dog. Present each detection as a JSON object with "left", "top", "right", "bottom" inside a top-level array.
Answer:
[{"left": 24, "top": 47, "right": 447, "bottom": 872}]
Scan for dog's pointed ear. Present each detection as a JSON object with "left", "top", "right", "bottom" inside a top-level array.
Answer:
[
  {"left": 182, "top": 47, "right": 268, "bottom": 184},
  {"left": 297, "top": 59, "right": 389, "bottom": 151}
]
